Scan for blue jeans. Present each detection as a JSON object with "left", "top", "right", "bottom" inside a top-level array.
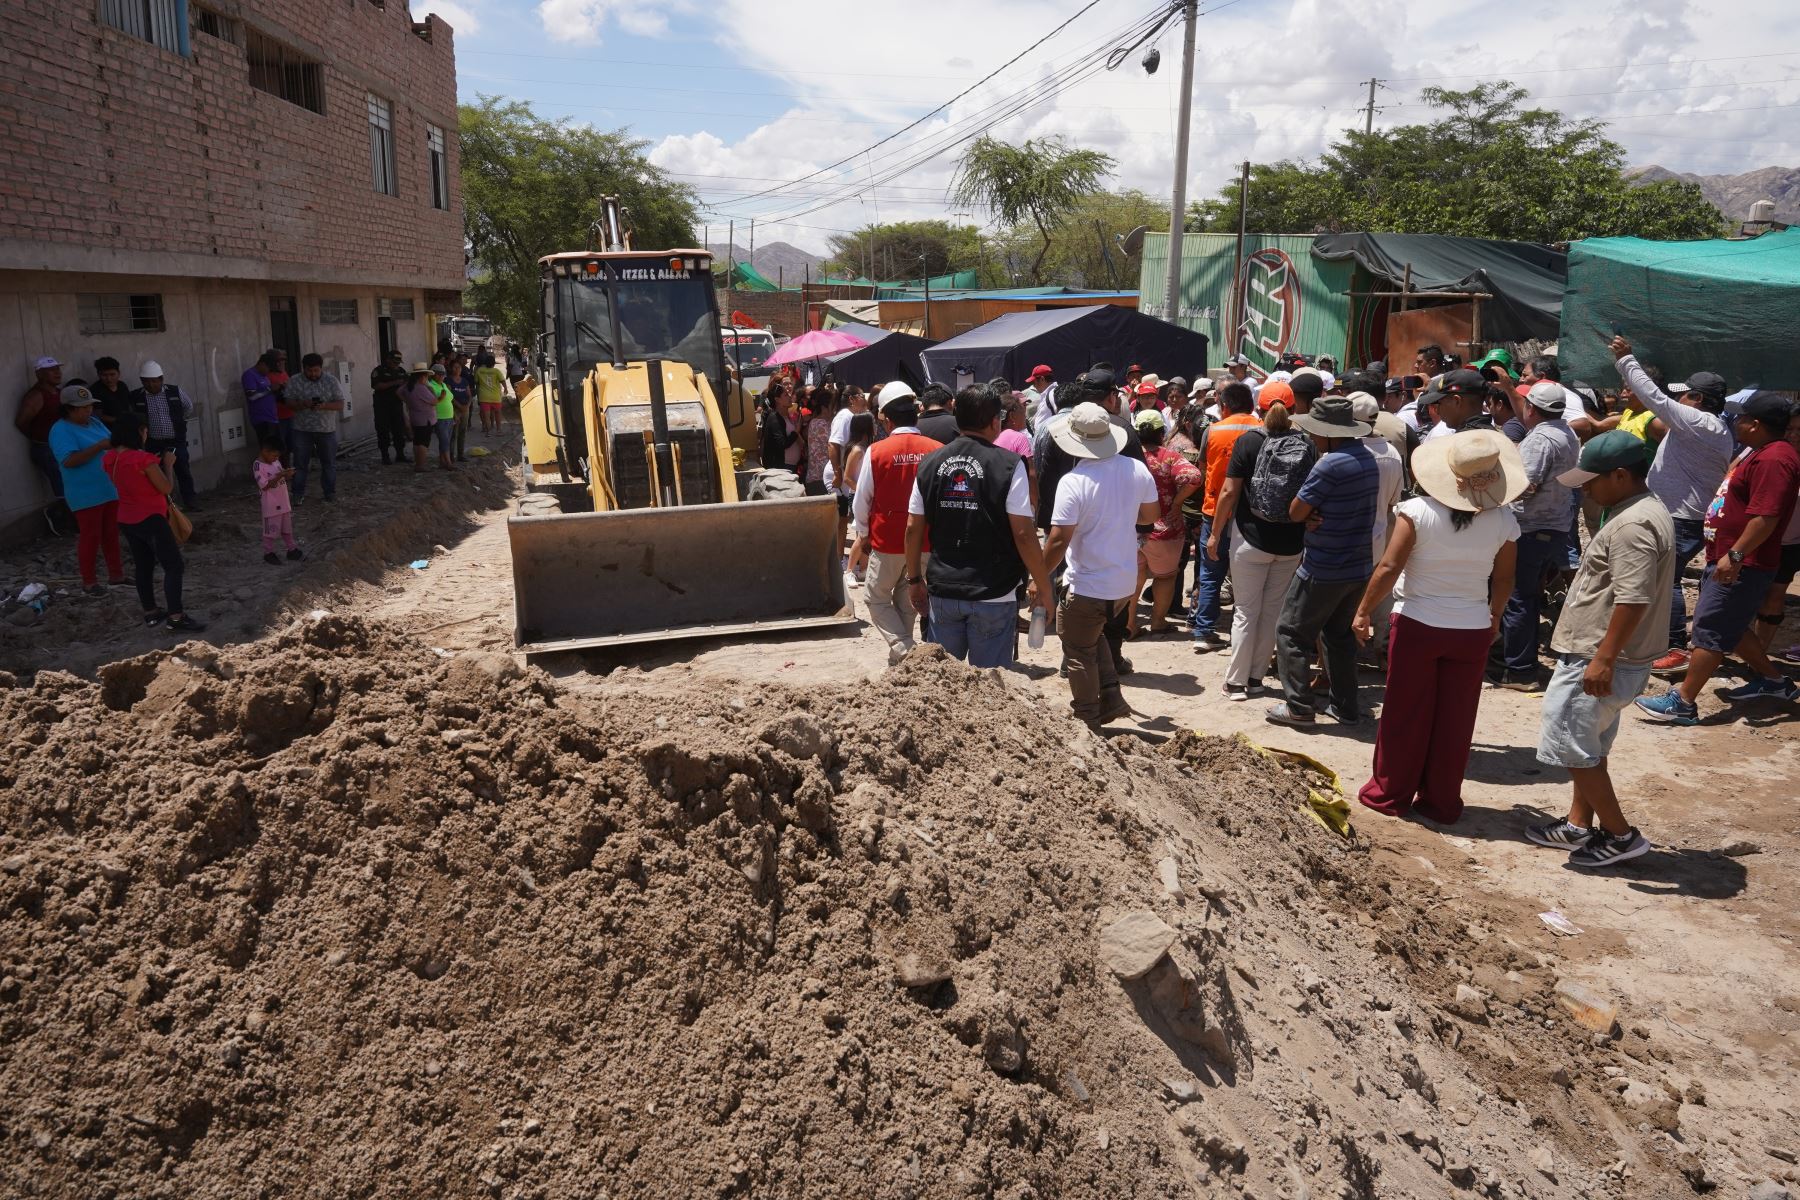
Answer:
[
  {"left": 28, "top": 441, "right": 63, "bottom": 499},
  {"left": 927, "top": 595, "right": 1017, "bottom": 668},
  {"left": 291, "top": 430, "right": 338, "bottom": 500},
  {"left": 1501, "top": 527, "right": 1567, "bottom": 674},
  {"left": 1189, "top": 515, "right": 1231, "bottom": 637},
  {"left": 434, "top": 417, "right": 454, "bottom": 457},
  {"left": 1667, "top": 516, "right": 1707, "bottom": 649}
]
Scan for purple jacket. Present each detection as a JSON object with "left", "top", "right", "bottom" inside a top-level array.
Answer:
[{"left": 242, "top": 366, "right": 276, "bottom": 425}]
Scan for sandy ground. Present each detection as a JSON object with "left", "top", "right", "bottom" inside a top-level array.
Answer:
[
  {"left": 7, "top": 445, "right": 1800, "bottom": 1192},
  {"left": 360, "top": 487, "right": 1800, "bottom": 1194}
]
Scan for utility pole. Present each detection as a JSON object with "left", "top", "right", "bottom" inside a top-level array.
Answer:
[
  {"left": 1229, "top": 160, "right": 1248, "bottom": 351},
  {"left": 1162, "top": 0, "right": 1198, "bottom": 327},
  {"left": 1363, "top": 78, "right": 1379, "bottom": 134},
  {"left": 748, "top": 218, "right": 756, "bottom": 266}
]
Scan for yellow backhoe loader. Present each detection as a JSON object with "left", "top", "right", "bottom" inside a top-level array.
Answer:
[{"left": 509, "top": 198, "right": 851, "bottom": 653}]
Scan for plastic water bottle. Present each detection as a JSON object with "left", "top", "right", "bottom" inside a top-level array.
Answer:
[{"left": 1027, "top": 607, "right": 1047, "bottom": 650}]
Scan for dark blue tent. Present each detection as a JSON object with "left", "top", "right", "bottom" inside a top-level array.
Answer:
[
  {"left": 824, "top": 322, "right": 936, "bottom": 389},
  {"left": 918, "top": 305, "right": 1208, "bottom": 390}
]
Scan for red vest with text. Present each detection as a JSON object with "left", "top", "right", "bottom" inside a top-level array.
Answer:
[{"left": 866, "top": 431, "right": 941, "bottom": 555}]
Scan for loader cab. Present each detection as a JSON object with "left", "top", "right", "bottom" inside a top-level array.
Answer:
[{"left": 535, "top": 250, "right": 737, "bottom": 482}]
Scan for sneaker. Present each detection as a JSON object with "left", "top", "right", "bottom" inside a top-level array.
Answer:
[
  {"left": 165, "top": 614, "right": 207, "bottom": 633},
  {"left": 1265, "top": 702, "right": 1316, "bottom": 728},
  {"left": 1223, "top": 683, "right": 1252, "bottom": 702},
  {"left": 1191, "top": 631, "right": 1229, "bottom": 652},
  {"left": 142, "top": 609, "right": 168, "bottom": 627},
  {"left": 286, "top": 548, "right": 305, "bottom": 562},
  {"left": 1722, "top": 675, "right": 1800, "bottom": 703},
  {"left": 1492, "top": 671, "right": 1539, "bottom": 693},
  {"left": 1320, "top": 702, "right": 1362, "bottom": 726},
  {"left": 264, "top": 552, "right": 281, "bottom": 566},
  {"left": 1525, "top": 819, "right": 1592, "bottom": 850},
  {"left": 1567, "top": 827, "right": 1651, "bottom": 870},
  {"left": 1634, "top": 687, "right": 1698, "bottom": 726},
  {"left": 1651, "top": 647, "right": 1691, "bottom": 676},
  {"left": 1774, "top": 644, "right": 1800, "bottom": 668}
]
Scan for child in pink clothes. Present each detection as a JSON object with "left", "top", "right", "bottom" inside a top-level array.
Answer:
[{"left": 254, "top": 437, "right": 303, "bottom": 564}]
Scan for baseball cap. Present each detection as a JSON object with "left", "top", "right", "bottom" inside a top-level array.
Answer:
[
  {"left": 1224, "top": 355, "right": 1251, "bottom": 369},
  {"left": 1133, "top": 381, "right": 1158, "bottom": 396},
  {"left": 33, "top": 356, "right": 59, "bottom": 371},
  {"left": 1339, "top": 369, "right": 1382, "bottom": 396},
  {"left": 1558, "top": 429, "right": 1650, "bottom": 486},
  {"left": 1028, "top": 364, "right": 1052, "bottom": 380},
  {"left": 1383, "top": 377, "right": 1403, "bottom": 394},
  {"left": 60, "top": 384, "right": 98, "bottom": 407},
  {"left": 1257, "top": 379, "right": 1296, "bottom": 412},
  {"left": 1668, "top": 371, "right": 1727, "bottom": 400},
  {"left": 1126, "top": 364, "right": 1143, "bottom": 375},
  {"left": 1288, "top": 371, "right": 1325, "bottom": 403},
  {"left": 1422, "top": 368, "right": 1487, "bottom": 405},
  {"left": 1133, "top": 408, "right": 1167, "bottom": 434},
  {"left": 1525, "top": 380, "right": 1566, "bottom": 414},
  {"left": 1347, "top": 392, "right": 1381, "bottom": 424},
  {"left": 1738, "top": 392, "right": 1794, "bottom": 426},
  {"left": 1190, "top": 377, "right": 1217, "bottom": 396},
  {"left": 1084, "top": 368, "right": 1116, "bottom": 393},
  {"left": 1472, "top": 348, "right": 1518, "bottom": 380}
]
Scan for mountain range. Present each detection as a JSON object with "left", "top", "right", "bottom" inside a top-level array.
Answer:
[
  {"left": 705, "top": 240, "right": 826, "bottom": 285},
  {"left": 1628, "top": 165, "right": 1800, "bottom": 224}
]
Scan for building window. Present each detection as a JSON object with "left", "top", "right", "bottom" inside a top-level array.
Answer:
[
  {"left": 368, "top": 95, "right": 398, "bottom": 197},
  {"left": 78, "top": 293, "right": 166, "bottom": 334},
  {"left": 101, "top": 0, "right": 188, "bottom": 55},
  {"left": 427, "top": 124, "right": 450, "bottom": 211},
  {"left": 193, "top": 6, "right": 242, "bottom": 46},
  {"left": 319, "top": 299, "right": 360, "bottom": 325},
  {"left": 247, "top": 29, "right": 323, "bottom": 114},
  {"left": 389, "top": 298, "right": 416, "bottom": 321}
]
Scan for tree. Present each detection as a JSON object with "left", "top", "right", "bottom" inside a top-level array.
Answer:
[
  {"left": 1187, "top": 83, "right": 1724, "bottom": 243},
  {"left": 460, "top": 96, "right": 699, "bottom": 338},
  {"left": 820, "top": 221, "right": 985, "bottom": 283},
  {"left": 950, "top": 135, "right": 1115, "bottom": 285},
  {"left": 997, "top": 189, "right": 1171, "bottom": 289}
]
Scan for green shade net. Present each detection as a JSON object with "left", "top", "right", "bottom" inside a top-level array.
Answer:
[{"left": 1560, "top": 229, "right": 1800, "bottom": 390}]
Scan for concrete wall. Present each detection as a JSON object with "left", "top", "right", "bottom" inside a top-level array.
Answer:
[
  {"left": 0, "top": 0, "right": 463, "bottom": 292},
  {"left": 1, "top": 272, "right": 433, "bottom": 536}
]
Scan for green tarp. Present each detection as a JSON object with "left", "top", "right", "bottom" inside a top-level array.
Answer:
[
  {"left": 1560, "top": 230, "right": 1800, "bottom": 389},
  {"left": 728, "top": 261, "right": 789, "bottom": 292},
  {"left": 1312, "top": 233, "right": 1566, "bottom": 343}
]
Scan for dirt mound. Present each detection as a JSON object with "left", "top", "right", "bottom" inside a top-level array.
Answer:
[{"left": 0, "top": 620, "right": 1683, "bottom": 1197}]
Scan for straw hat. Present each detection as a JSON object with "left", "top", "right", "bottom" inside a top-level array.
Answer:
[
  {"left": 1051, "top": 401, "right": 1127, "bottom": 460},
  {"left": 1411, "top": 428, "right": 1529, "bottom": 513}
]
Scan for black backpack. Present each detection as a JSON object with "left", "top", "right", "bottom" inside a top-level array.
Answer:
[{"left": 1247, "top": 431, "right": 1317, "bottom": 523}]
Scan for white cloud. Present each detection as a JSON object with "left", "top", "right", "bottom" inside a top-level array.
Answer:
[
  {"left": 416, "top": 0, "right": 481, "bottom": 35},
  {"left": 537, "top": 0, "right": 688, "bottom": 43},
  {"left": 640, "top": 0, "right": 1800, "bottom": 254}
]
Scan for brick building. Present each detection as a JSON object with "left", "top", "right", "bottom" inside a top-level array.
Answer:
[{"left": 0, "top": 0, "right": 464, "bottom": 535}]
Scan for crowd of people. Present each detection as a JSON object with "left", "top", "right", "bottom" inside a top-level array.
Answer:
[
  {"left": 827, "top": 340, "right": 1800, "bottom": 871},
  {"left": 13, "top": 337, "right": 519, "bottom": 631}
]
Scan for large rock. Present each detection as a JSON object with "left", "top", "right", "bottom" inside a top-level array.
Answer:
[{"left": 1100, "top": 911, "right": 1176, "bottom": 980}]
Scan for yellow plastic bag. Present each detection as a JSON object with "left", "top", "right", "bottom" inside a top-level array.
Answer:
[{"left": 1235, "top": 733, "right": 1353, "bottom": 838}]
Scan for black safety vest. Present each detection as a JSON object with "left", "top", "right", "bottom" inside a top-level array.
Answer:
[{"left": 916, "top": 434, "right": 1025, "bottom": 601}]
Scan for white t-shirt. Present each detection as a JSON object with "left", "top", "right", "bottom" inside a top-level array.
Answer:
[
  {"left": 1391, "top": 496, "right": 1522, "bottom": 629},
  {"left": 822, "top": 406, "right": 860, "bottom": 490},
  {"left": 908, "top": 457, "right": 1033, "bottom": 603},
  {"left": 1363, "top": 435, "right": 1405, "bottom": 560},
  {"left": 1050, "top": 454, "right": 1159, "bottom": 602}
]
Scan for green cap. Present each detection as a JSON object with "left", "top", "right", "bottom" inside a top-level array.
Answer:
[
  {"left": 1558, "top": 429, "right": 1648, "bottom": 486},
  {"left": 1471, "top": 348, "right": 1518, "bottom": 380},
  {"left": 1133, "top": 408, "right": 1167, "bottom": 433}
]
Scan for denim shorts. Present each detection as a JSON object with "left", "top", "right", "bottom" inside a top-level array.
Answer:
[
  {"left": 1536, "top": 653, "right": 1654, "bottom": 769},
  {"left": 1690, "top": 562, "right": 1776, "bottom": 654}
]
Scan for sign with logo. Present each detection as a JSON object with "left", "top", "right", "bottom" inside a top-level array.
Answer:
[{"left": 1235, "top": 249, "right": 1303, "bottom": 378}]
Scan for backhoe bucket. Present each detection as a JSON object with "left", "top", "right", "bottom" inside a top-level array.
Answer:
[{"left": 507, "top": 495, "right": 855, "bottom": 654}]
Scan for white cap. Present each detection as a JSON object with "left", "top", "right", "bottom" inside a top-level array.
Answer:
[
  {"left": 877, "top": 380, "right": 917, "bottom": 407},
  {"left": 1348, "top": 392, "right": 1381, "bottom": 423},
  {"left": 33, "top": 356, "right": 59, "bottom": 371},
  {"left": 138, "top": 360, "right": 164, "bottom": 379},
  {"left": 1525, "top": 380, "right": 1566, "bottom": 413}
]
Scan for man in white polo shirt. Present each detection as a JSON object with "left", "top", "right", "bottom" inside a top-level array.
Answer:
[{"left": 1041, "top": 402, "right": 1160, "bottom": 728}]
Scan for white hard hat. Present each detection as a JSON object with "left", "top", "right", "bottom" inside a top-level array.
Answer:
[
  {"left": 877, "top": 381, "right": 917, "bottom": 406},
  {"left": 138, "top": 360, "right": 164, "bottom": 378}
]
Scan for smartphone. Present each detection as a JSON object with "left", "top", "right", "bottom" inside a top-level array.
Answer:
[{"left": 1610, "top": 322, "right": 1625, "bottom": 337}]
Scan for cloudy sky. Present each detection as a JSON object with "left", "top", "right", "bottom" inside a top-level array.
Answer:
[{"left": 422, "top": 0, "right": 1800, "bottom": 254}]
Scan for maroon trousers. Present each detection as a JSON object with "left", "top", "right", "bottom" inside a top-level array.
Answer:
[{"left": 1358, "top": 613, "right": 1492, "bottom": 824}]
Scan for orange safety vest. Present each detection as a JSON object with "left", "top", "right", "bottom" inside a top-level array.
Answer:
[
  {"left": 865, "top": 430, "right": 941, "bottom": 555},
  {"left": 1201, "top": 413, "right": 1260, "bottom": 517}
]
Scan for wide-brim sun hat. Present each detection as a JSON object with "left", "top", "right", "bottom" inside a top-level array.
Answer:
[
  {"left": 1052, "top": 401, "right": 1127, "bottom": 460},
  {"left": 1293, "top": 394, "right": 1371, "bottom": 439},
  {"left": 1412, "top": 428, "right": 1529, "bottom": 512}
]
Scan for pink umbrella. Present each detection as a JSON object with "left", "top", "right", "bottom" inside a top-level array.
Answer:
[{"left": 762, "top": 328, "right": 868, "bottom": 366}]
